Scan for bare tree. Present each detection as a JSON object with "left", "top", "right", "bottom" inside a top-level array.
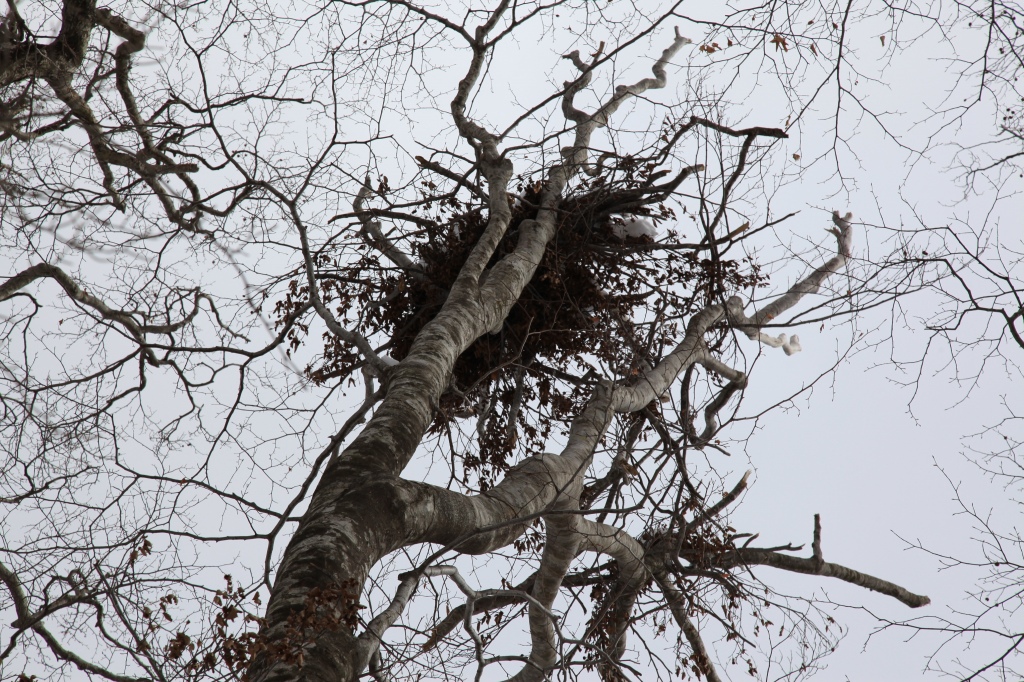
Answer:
[
  {"left": 825, "top": 0, "right": 1023, "bottom": 674},
  {"left": 943, "top": 0, "right": 1024, "bottom": 185},
  {"left": 868, "top": 215, "right": 1024, "bottom": 680},
  {"left": 3, "top": 1, "right": 991, "bottom": 681}
]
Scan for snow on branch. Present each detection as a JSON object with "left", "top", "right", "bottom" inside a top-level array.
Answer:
[{"left": 609, "top": 214, "right": 658, "bottom": 240}]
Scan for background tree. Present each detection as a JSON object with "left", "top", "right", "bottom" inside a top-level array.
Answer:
[
  {"left": 1, "top": 1, "right": 1016, "bottom": 681},
  {"left": 880, "top": 185, "right": 1024, "bottom": 681},
  {"left": 840, "top": 2, "right": 1023, "bottom": 677}
]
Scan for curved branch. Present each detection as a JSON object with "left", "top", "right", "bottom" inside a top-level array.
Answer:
[
  {"left": 0, "top": 263, "right": 205, "bottom": 365},
  {"left": 0, "top": 560, "right": 147, "bottom": 682},
  {"left": 352, "top": 177, "right": 424, "bottom": 277},
  {"left": 577, "top": 520, "right": 650, "bottom": 665},
  {"left": 726, "top": 211, "right": 855, "bottom": 353},
  {"left": 290, "top": 206, "right": 394, "bottom": 374}
]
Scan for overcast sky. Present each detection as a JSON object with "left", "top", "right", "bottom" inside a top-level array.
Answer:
[{"left": 2, "top": 1, "right": 1021, "bottom": 680}]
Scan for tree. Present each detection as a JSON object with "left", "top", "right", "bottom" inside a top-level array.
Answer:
[
  {"left": 876, "top": 204, "right": 1024, "bottom": 681},
  {"left": 829, "top": 2, "right": 1023, "bottom": 676},
  {"left": 7, "top": 0, "right": 1012, "bottom": 680}
]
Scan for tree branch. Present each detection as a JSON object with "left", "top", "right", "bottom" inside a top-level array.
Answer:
[{"left": 726, "top": 211, "right": 855, "bottom": 354}]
